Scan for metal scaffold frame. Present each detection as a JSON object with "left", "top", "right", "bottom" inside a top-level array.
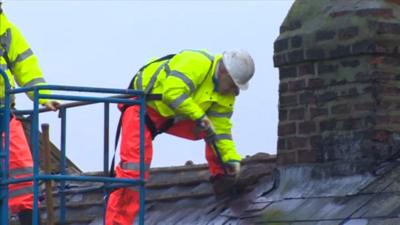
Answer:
[{"left": 0, "top": 69, "right": 151, "bottom": 225}]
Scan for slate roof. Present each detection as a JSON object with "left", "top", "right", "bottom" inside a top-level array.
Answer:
[
  {"left": 28, "top": 153, "right": 276, "bottom": 225},
  {"left": 10, "top": 117, "right": 400, "bottom": 225},
  {"left": 137, "top": 159, "right": 400, "bottom": 225},
  {"left": 28, "top": 154, "right": 400, "bottom": 225}
]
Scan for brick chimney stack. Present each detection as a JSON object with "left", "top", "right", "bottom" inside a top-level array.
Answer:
[{"left": 274, "top": 0, "right": 400, "bottom": 169}]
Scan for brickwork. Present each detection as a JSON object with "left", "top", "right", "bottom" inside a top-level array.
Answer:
[{"left": 275, "top": 0, "right": 400, "bottom": 165}]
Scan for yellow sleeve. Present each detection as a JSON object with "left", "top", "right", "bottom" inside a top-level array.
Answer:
[
  {"left": 6, "top": 19, "right": 50, "bottom": 104},
  {"left": 206, "top": 95, "right": 241, "bottom": 163}
]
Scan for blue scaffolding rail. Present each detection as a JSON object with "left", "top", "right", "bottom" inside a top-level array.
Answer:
[{"left": 0, "top": 69, "right": 152, "bottom": 225}]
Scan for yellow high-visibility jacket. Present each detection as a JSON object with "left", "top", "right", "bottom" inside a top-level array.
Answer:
[
  {"left": 132, "top": 49, "right": 241, "bottom": 163},
  {"left": 0, "top": 13, "right": 50, "bottom": 105}
]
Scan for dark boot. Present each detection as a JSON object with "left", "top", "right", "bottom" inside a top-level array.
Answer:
[{"left": 18, "top": 209, "right": 41, "bottom": 225}]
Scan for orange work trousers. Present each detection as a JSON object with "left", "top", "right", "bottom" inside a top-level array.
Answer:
[
  {"left": 105, "top": 105, "right": 224, "bottom": 225},
  {"left": 4, "top": 117, "right": 34, "bottom": 214}
]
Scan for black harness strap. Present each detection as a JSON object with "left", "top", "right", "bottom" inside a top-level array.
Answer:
[{"left": 127, "top": 54, "right": 176, "bottom": 90}]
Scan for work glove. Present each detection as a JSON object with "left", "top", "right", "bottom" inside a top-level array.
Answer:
[
  {"left": 196, "top": 115, "right": 214, "bottom": 132},
  {"left": 225, "top": 161, "right": 241, "bottom": 179},
  {"left": 196, "top": 115, "right": 216, "bottom": 142},
  {"left": 43, "top": 100, "right": 61, "bottom": 111}
]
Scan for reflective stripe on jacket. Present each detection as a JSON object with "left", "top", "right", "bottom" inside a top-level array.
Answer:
[
  {"left": 0, "top": 13, "right": 50, "bottom": 105},
  {"left": 132, "top": 49, "right": 241, "bottom": 163}
]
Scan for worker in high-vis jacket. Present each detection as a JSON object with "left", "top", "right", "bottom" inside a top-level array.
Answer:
[
  {"left": 0, "top": 3, "right": 59, "bottom": 225},
  {"left": 106, "top": 49, "right": 255, "bottom": 225}
]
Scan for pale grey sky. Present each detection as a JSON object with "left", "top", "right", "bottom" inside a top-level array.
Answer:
[{"left": 4, "top": 0, "right": 294, "bottom": 172}]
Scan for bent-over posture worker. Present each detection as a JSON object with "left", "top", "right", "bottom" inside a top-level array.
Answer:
[
  {"left": 0, "top": 3, "right": 59, "bottom": 224},
  {"left": 106, "top": 49, "right": 255, "bottom": 225}
]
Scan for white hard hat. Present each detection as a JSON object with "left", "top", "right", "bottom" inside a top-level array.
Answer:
[{"left": 222, "top": 49, "right": 255, "bottom": 90}]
